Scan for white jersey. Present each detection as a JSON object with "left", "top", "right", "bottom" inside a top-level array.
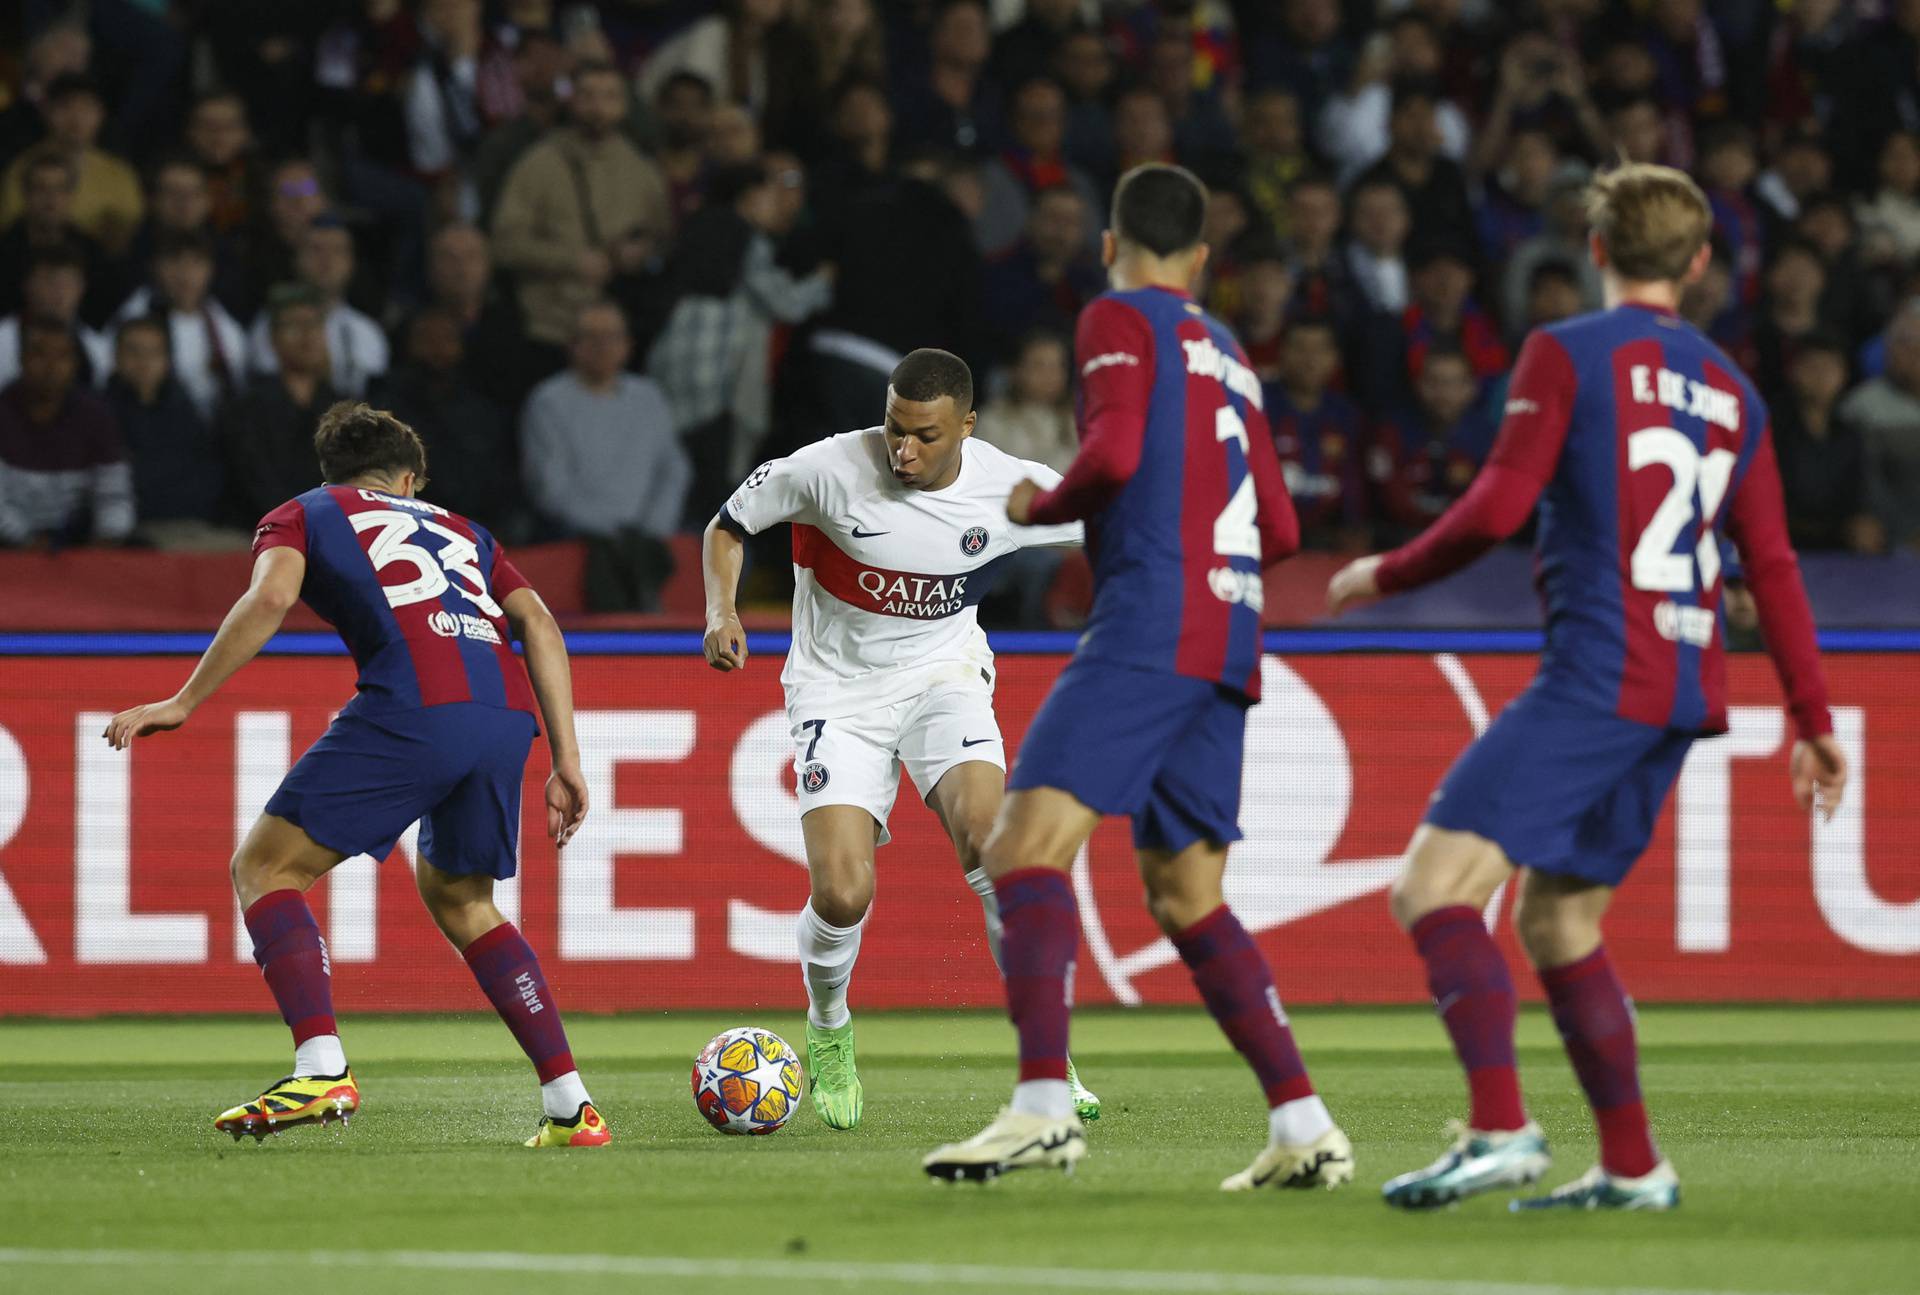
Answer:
[{"left": 723, "top": 429, "right": 1082, "bottom": 719}]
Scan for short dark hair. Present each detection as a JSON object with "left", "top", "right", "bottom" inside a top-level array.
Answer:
[
  {"left": 706, "top": 161, "right": 769, "bottom": 209},
  {"left": 314, "top": 402, "right": 428, "bottom": 484},
  {"left": 24, "top": 242, "right": 86, "bottom": 277},
  {"left": 116, "top": 314, "right": 168, "bottom": 344},
  {"left": 1111, "top": 163, "right": 1208, "bottom": 257},
  {"left": 45, "top": 72, "right": 102, "bottom": 106},
  {"left": 1527, "top": 258, "right": 1581, "bottom": 293},
  {"left": 265, "top": 281, "right": 325, "bottom": 326},
  {"left": 658, "top": 70, "right": 715, "bottom": 102},
  {"left": 889, "top": 348, "right": 974, "bottom": 413}
]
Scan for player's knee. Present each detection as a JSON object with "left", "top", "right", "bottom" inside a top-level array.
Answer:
[
  {"left": 1512, "top": 897, "right": 1593, "bottom": 968},
  {"left": 953, "top": 814, "right": 996, "bottom": 873},
  {"left": 809, "top": 868, "right": 873, "bottom": 929},
  {"left": 1388, "top": 870, "right": 1439, "bottom": 931}
]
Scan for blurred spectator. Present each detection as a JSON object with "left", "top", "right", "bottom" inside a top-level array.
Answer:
[
  {"left": 245, "top": 159, "right": 331, "bottom": 315},
  {"left": 374, "top": 305, "right": 517, "bottom": 528},
  {"left": 1318, "top": 16, "right": 1469, "bottom": 187},
  {"left": 1144, "top": 28, "right": 1236, "bottom": 169},
  {"left": 709, "top": 104, "right": 765, "bottom": 166},
  {"left": 809, "top": 150, "right": 984, "bottom": 435},
  {"left": 1260, "top": 0, "right": 1353, "bottom": 125},
  {"left": 1603, "top": 93, "right": 1671, "bottom": 168},
  {"left": 1774, "top": 331, "right": 1881, "bottom": 555},
  {"left": 1500, "top": 169, "right": 1601, "bottom": 338},
  {"left": 1476, "top": 129, "right": 1557, "bottom": 268},
  {"left": 0, "top": 246, "right": 113, "bottom": 390},
  {"left": 1282, "top": 173, "right": 1360, "bottom": 335},
  {"left": 1756, "top": 130, "right": 1835, "bottom": 228},
  {"left": 1747, "top": 240, "right": 1827, "bottom": 398},
  {"left": 113, "top": 230, "right": 248, "bottom": 421},
  {"left": 814, "top": 80, "right": 894, "bottom": 228},
  {"left": 247, "top": 218, "right": 389, "bottom": 397},
  {"left": 404, "top": 0, "right": 513, "bottom": 183},
  {"left": 1264, "top": 317, "right": 1368, "bottom": 552},
  {"left": 1699, "top": 123, "right": 1763, "bottom": 309},
  {"left": 1400, "top": 240, "right": 1509, "bottom": 386},
  {"left": 1240, "top": 88, "right": 1309, "bottom": 244},
  {"left": 1857, "top": 131, "right": 1920, "bottom": 268},
  {"left": 982, "top": 184, "right": 1103, "bottom": 358},
  {"left": 423, "top": 222, "right": 536, "bottom": 414},
  {"left": 892, "top": 0, "right": 999, "bottom": 155},
  {"left": 0, "top": 76, "right": 143, "bottom": 257},
  {"left": 185, "top": 90, "right": 258, "bottom": 235},
  {"left": 0, "top": 150, "right": 124, "bottom": 327},
  {"left": 220, "top": 287, "right": 340, "bottom": 520},
  {"left": 646, "top": 163, "right": 834, "bottom": 518},
  {"left": 1843, "top": 305, "right": 1920, "bottom": 549},
  {"left": 1519, "top": 259, "right": 1587, "bottom": 333},
  {"left": 104, "top": 316, "right": 230, "bottom": 549},
  {"left": 990, "top": 0, "right": 1080, "bottom": 93},
  {"left": 1200, "top": 187, "right": 1256, "bottom": 318},
  {"left": 128, "top": 156, "right": 249, "bottom": 317},
  {"left": 976, "top": 327, "right": 1074, "bottom": 628},
  {"left": 1368, "top": 345, "right": 1495, "bottom": 541},
  {"left": 638, "top": 0, "right": 806, "bottom": 131},
  {"left": 1109, "top": 85, "right": 1174, "bottom": 183},
  {"left": 0, "top": 21, "right": 91, "bottom": 163},
  {"left": 1051, "top": 27, "right": 1115, "bottom": 180},
  {"left": 1344, "top": 178, "right": 1412, "bottom": 315},
  {"left": 652, "top": 72, "right": 718, "bottom": 228},
  {"left": 0, "top": 317, "right": 132, "bottom": 548},
  {"left": 1353, "top": 80, "right": 1476, "bottom": 251},
  {"left": 1468, "top": 30, "right": 1607, "bottom": 182},
  {"left": 1232, "top": 242, "right": 1293, "bottom": 381},
  {"left": 522, "top": 301, "right": 690, "bottom": 609},
  {"left": 1679, "top": 239, "right": 1749, "bottom": 357},
  {"left": 469, "top": 32, "right": 570, "bottom": 225},
  {"left": 976, "top": 77, "right": 1101, "bottom": 258},
  {"left": 491, "top": 61, "right": 670, "bottom": 355},
  {"left": 802, "top": 0, "right": 887, "bottom": 104}
]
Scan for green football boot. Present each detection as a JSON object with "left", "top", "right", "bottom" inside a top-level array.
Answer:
[
  {"left": 1382, "top": 1121, "right": 1551, "bottom": 1210},
  {"left": 1065, "top": 1057, "right": 1101, "bottom": 1123},
  {"left": 805, "top": 1018, "right": 864, "bottom": 1130},
  {"left": 1511, "top": 1161, "right": 1680, "bottom": 1212}
]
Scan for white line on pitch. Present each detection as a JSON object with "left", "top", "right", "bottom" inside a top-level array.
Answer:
[{"left": 0, "top": 1247, "right": 1806, "bottom": 1295}]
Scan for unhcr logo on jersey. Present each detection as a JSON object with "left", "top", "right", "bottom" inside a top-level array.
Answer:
[{"left": 426, "top": 609, "right": 503, "bottom": 645}]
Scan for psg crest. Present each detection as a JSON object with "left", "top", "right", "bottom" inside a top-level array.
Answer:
[
  {"left": 801, "top": 762, "right": 831, "bottom": 794},
  {"left": 959, "top": 526, "right": 989, "bottom": 556}
]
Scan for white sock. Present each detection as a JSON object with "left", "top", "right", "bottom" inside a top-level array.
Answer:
[
  {"left": 541, "top": 1069, "right": 591, "bottom": 1119},
  {"left": 294, "top": 1034, "right": 346, "bottom": 1078},
  {"left": 796, "top": 902, "right": 864, "bottom": 1029},
  {"left": 964, "top": 867, "right": 1005, "bottom": 972},
  {"left": 1011, "top": 1079, "right": 1073, "bottom": 1120},
  {"left": 1269, "top": 1094, "right": 1334, "bottom": 1147}
]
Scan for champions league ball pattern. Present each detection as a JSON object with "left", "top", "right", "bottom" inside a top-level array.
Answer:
[{"left": 692, "top": 1026, "right": 805, "bottom": 1135}]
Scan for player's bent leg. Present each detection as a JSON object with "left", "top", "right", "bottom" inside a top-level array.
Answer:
[
  {"left": 1139, "top": 842, "right": 1353, "bottom": 1191},
  {"left": 1512, "top": 872, "right": 1673, "bottom": 1207},
  {"left": 930, "top": 765, "right": 1101, "bottom": 1121},
  {"left": 1383, "top": 827, "right": 1551, "bottom": 1210},
  {"left": 924, "top": 788, "right": 1098, "bottom": 1180},
  {"left": 216, "top": 815, "right": 360, "bottom": 1141},
  {"left": 798, "top": 806, "right": 880, "bottom": 1130},
  {"left": 415, "top": 858, "right": 607, "bottom": 1147}
]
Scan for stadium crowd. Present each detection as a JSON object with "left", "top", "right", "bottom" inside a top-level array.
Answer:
[{"left": 2, "top": 0, "right": 1920, "bottom": 612}]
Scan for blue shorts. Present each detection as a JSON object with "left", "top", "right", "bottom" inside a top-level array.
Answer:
[
  {"left": 1010, "top": 657, "right": 1250, "bottom": 853},
  {"left": 265, "top": 703, "right": 538, "bottom": 879},
  {"left": 1425, "top": 687, "right": 1695, "bottom": 887}
]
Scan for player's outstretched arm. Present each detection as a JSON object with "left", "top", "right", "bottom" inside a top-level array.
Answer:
[
  {"left": 701, "top": 513, "right": 749, "bottom": 672},
  {"left": 103, "top": 547, "right": 306, "bottom": 749},
  {"left": 503, "top": 586, "right": 589, "bottom": 847}
]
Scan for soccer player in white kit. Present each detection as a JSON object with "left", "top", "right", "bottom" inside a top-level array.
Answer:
[{"left": 700, "top": 348, "right": 1099, "bottom": 1129}]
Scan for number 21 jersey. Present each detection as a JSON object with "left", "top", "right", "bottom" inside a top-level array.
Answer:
[{"left": 253, "top": 485, "right": 536, "bottom": 716}]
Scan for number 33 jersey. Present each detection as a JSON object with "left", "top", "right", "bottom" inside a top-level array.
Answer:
[
  {"left": 721, "top": 430, "right": 1081, "bottom": 720},
  {"left": 253, "top": 486, "right": 536, "bottom": 717}
]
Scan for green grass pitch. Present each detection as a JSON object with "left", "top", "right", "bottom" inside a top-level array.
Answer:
[{"left": 1, "top": 1005, "right": 1915, "bottom": 1295}]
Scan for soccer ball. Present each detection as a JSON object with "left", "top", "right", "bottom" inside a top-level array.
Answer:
[{"left": 692, "top": 1026, "right": 805, "bottom": 1135}]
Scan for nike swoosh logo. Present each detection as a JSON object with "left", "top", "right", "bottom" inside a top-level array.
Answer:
[
  {"left": 850, "top": 526, "right": 889, "bottom": 538},
  {"left": 960, "top": 737, "right": 997, "bottom": 747}
]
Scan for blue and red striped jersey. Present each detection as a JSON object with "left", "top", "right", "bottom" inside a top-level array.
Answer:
[
  {"left": 1378, "top": 303, "right": 1831, "bottom": 739},
  {"left": 1028, "top": 285, "right": 1299, "bottom": 699},
  {"left": 253, "top": 485, "right": 537, "bottom": 717}
]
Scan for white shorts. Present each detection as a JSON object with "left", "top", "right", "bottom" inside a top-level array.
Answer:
[{"left": 789, "top": 677, "right": 1005, "bottom": 845}]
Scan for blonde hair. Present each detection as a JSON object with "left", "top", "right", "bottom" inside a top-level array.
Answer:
[{"left": 1584, "top": 163, "right": 1712, "bottom": 284}]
